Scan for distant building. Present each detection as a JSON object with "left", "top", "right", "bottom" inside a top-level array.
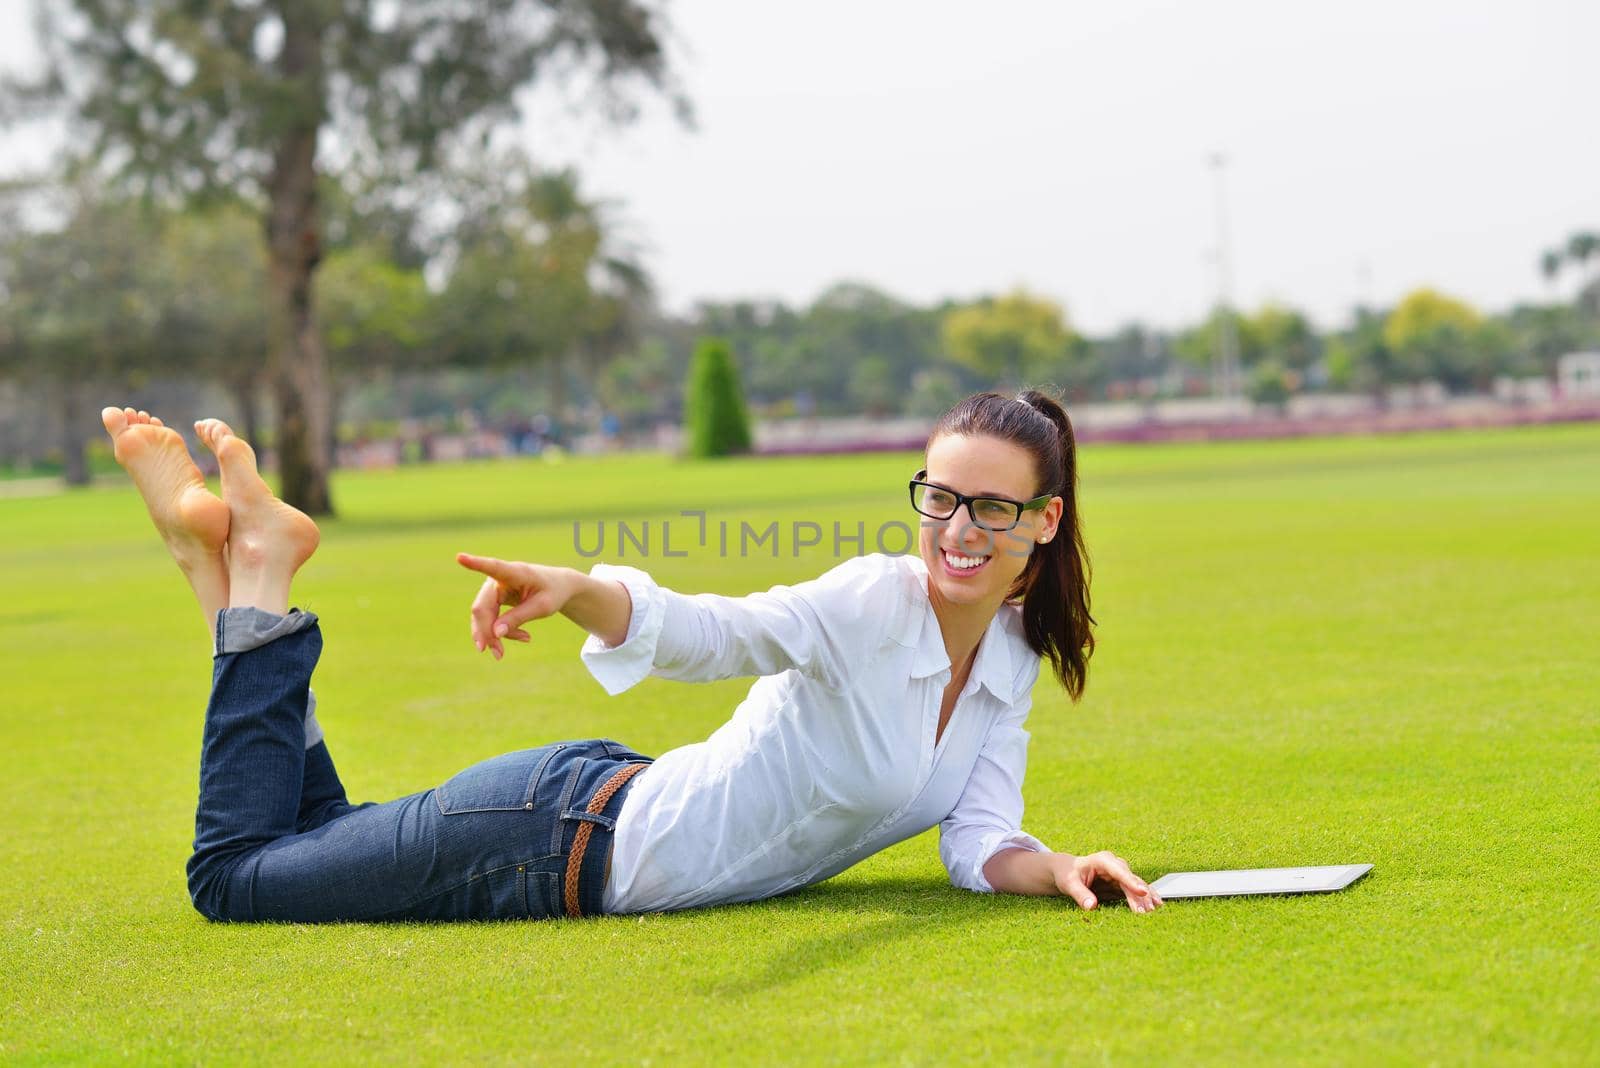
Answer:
[{"left": 1556, "top": 352, "right": 1600, "bottom": 398}]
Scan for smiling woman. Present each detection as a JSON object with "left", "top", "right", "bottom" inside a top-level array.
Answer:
[
  {"left": 914, "top": 391, "right": 1096, "bottom": 701},
  {"left": 102, "top": 387, "right": 1160, "bottom": 926}
]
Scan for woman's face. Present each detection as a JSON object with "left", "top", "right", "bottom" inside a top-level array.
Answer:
[{"left": 916, "top": 433, "right": 1063, "bottom": 611}]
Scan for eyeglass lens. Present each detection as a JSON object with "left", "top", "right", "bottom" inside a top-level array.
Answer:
[{"left": 912, "top": 484, "right": 1020, "bottom": 529}]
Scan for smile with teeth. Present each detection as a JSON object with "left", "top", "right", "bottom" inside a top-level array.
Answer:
[{"left": 942, "top": 548, "right": 990, "bottom": 573}]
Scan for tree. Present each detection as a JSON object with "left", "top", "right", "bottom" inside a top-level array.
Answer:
[
  {"left": 1248, "top": 361, "right": 1292, "bottom": 411},
  {"left": 684, "top": 337, "right": 752, "bottom": 458},
  {"left": 7, "top": 0, "right": 684, "bottom": 513},
  {"left": 430, "top": 160, "right": 651, "bottom": 445},
  {"left": 1251, "top": 303, "right": 1319, "bottom": 373},
  {"left": 1503, "top": 302, "right": 1599, "bottom": 382},
  {"left": 1539, "top": 229, "right": 1600, "bottom": 318},
  {"left": 1325, "top": 306, "right": 1395, "bottom": 401},
  {"left": 698, "top": 284, "right": 947, "bottom": 417},
  {"left": 1540, "top": 248, "right": 1566, "bottom": 300},
  {"left": 1174, "top": 306, "right": 1262, "bottom": 370},
  {"left": 905, "top": 367, "right": 964, "bottom": 418},
  {"left": 1090, "top": 324, "right": 1174, "bottom": 398},
  {"left": 1383, "top": 288, "right": 1483, "bottom": 389},
  {"left": 598, "top": 338, "right": 676, "bottom": 432},
  {"left": 157, "top": 203, "right": 272, "bottom": 444},
  {"left": 317, "top": 243, "right": 430, "bottom": 455},
  {"left": 942, "top": 289, "right": 1077, "bottom": 390},
  {"left": 848, "top": 355, "right": 898, "bottom": 416},
  {"left": 0, "top": 190, "right": 167, "bottom": 484},
  {"left": 1567, "top": 232, "right": 1600, "bottom": 276}
]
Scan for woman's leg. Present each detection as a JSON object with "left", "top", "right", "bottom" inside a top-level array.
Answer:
[
  {"left": 106, "top": 411, "right": 640, "bottom": 922},
  {"left": 193, "top": 600, "right": 581, "bottom": 922},
  {"left": 177, "top": 419, "right": 562, "bottom": 922},
  {"left": 101, "top": 408, "right": 325, "bottom": 765},
  {"left": 297, "top": 738, "right": 371, "bottom": 833},
  {"left": 173, "top": 419, "right": 328, "bottom": 917}
]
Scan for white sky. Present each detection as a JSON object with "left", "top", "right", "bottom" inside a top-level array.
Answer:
[{"left": 4, "top": 0, "right": 1597, "bottom": 333}]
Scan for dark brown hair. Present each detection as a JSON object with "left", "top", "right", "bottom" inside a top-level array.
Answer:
[{"left": 926, "top": 387, "right": 1096, "bottom": 700}]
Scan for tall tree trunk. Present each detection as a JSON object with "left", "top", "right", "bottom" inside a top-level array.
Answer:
[
  {"left": 263, "top": 4, "right": 334, "bottom": 514},
  {"left": 59, "top": 379, "right": 89, "bottom": 487},
  {"left": 227, "top": 368, "right": 263, "bottom": 447}
]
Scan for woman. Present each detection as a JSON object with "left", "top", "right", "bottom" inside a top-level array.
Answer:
[{"left": 101, "top": 389, "right": 1161, "bottom": 923}]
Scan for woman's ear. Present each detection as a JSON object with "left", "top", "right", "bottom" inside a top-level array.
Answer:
[{"left": 1038, "top": 497, "right": 1064, "bottom": 543}]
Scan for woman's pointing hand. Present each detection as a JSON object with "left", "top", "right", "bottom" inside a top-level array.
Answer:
[{"left": 456, "top": 553, "right": 580, "bottom": 660}]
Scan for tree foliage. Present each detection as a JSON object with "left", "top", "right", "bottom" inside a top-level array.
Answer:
[
  {"left": 1175, "top": 303, "right": 1318, "bottom": 374},
  {"left": 684, "top": 336, "right": 752, "bottom": 458},
  {"left": 428, "top": 160, "right": 650, "bottom": 438},
  {"left": 4, "top": 0, "right": 684, "bottom": 513},
  {"left": 1381, "top": 288, "right": 1511, "bottom": 390},
  {"left": 941, "top": 288, "right": 1077, "bottom": 388},
  {"left": 0, "top": 190, "right": 169, "bottom": 482}
]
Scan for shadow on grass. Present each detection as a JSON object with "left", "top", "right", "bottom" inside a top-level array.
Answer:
[{"left": 693, "top": 875, "right": 1147, "bottom": 997}]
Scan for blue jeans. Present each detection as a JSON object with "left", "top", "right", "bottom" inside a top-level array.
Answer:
[{"left": 186, "top": 606, "right": 653, "bottom": 923}]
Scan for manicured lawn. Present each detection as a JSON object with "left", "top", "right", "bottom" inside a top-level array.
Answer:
[{"left": 2, "top": 423, "right": 1596, "bottom": 1064}]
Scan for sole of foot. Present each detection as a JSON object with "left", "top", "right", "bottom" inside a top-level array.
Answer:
[
  {"left": 194, "top": 418, "right": 321, "bottom": 587},
  {"left": 101, "top": 406, "right": 230, "bottom": 568}
]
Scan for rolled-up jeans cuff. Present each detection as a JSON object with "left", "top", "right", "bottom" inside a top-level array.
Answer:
[{"left": 213, "top": 606, "right": 320, "bottom": 657}]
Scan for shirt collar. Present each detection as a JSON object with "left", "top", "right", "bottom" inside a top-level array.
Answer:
[{"left": 898, "top": 554, "right": 1017, "bottom": 704}]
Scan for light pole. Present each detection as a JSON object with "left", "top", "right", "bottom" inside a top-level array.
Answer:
[{"left": 1209, "top": 152, "right": 1240, "bottom": 401}]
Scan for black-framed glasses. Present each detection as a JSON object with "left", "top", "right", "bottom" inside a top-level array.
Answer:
[{"left": 908, "top": 469, "right": 1053, "bottom": 532}]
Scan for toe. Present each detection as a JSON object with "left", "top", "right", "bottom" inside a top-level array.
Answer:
[
  {"left": 151, "top": 416, "right": 164, "bottom": 427},
  {"left": 102, "top": 407, "right": 128, "bottom": 436},
  {"left": 124, "top": 407, "right": 137, "bottom": 424},
  {"left": 198, "top": 419, "right": 235, "bottom": 453}
]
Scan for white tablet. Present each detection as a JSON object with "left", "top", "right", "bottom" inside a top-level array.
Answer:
[{"left": 1148, "top": 863, "right": 1373, "bottom": 900}]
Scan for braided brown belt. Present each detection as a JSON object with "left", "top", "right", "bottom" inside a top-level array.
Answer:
[{"left": 563, "top": 761, "right": 649, "bottom": 918}]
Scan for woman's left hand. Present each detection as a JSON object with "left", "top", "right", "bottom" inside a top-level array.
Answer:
[{"left": 1052, "top": 850, "right": 1164, "bottom": 913}]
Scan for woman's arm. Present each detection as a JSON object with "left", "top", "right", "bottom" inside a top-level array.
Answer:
[
  {"left": 939, "top": 691, "right": 1163, "bottom": 912},
  {"left": 577, "top": 554, "right": 891, "bottom": 695},
  {"left": 456, "top": 554, "right": 632, "bottom": 657},
  {"left": 457, "top": 550, "right": 895, "bottom": 692},
  {"left": 986, "top": 848, "right": 1163, "bottom": 913},
  {"left": 560, "top": 571, "right": 633, "bottom": 649}
]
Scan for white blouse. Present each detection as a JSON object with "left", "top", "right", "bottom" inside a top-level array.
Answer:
[{"left": 580, "top": 551, "right": 1052, "bottom": 916}]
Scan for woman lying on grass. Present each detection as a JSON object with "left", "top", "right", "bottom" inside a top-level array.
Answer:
[{"left": 101, "top": 388, "right": 1162, "bottom": 922}]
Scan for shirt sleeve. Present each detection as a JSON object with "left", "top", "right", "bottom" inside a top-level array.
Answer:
[
  {"left": 938, "top": 670, "right": 1051, "bottom": 893},
  {"left": 578, "top": 553, "right": 892, "bottom": 696}
]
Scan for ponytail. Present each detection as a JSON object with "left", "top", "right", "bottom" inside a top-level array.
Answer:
[{"left": 926, "top": 387, "right": 1096, "bottom": 700}]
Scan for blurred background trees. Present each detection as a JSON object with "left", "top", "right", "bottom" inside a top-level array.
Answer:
[
  {"left": 0, "top": 3, "right": 1595, "bottom": 484},
  {"left": 941, "top": 288, "right": 1081, "bottom": 392},
  {"left": 3, "top": 0, "right": 683, "bottom": 511}
]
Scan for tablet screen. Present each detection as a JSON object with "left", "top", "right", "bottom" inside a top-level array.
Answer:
[{"left": 1149, "top": 863, "right": 1372, "bottom": 899}]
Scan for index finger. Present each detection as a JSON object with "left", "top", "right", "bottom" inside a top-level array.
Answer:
[
  {"left": 1093, "top": 853, "right": 1160, "bottom": 908},
  {"left": 457, "top": 552, "right": 511, "bottom": 578}
]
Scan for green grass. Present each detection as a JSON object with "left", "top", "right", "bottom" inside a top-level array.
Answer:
[{"left": 2, "top": 424, "right": 1597, "bottom": 1064}]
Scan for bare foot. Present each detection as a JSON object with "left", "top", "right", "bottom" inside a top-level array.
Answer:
[
  {"left": 102, "top": 407, "right": 232, "bottom": 626},
  {"left": 195, "top": 418, "right": 320, "bottom": 615}
]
